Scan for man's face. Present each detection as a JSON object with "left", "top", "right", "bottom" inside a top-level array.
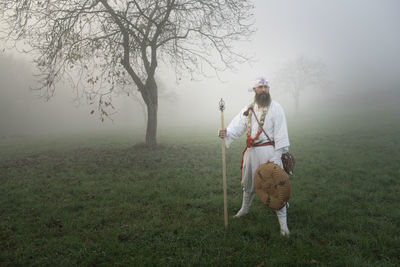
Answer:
[
  {"left": 253, "top": 85, "right": 270, "bottom": 95},
  {"left": 253, "top": 85, "right": 270, "bottom": 106}
]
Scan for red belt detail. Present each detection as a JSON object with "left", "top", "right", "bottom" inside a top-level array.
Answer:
[{"left": 240, "top": 130, "right": 274, "bottom": 181}]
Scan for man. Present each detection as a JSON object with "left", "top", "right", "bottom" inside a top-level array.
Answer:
[{"left": 218, "top": 77, "right": 290, "bottom": 236}]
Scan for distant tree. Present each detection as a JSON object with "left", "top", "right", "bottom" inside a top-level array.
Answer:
[
  {"left": 0, "top": 0, "right": 254, "bottom": 147},
  {"left": 274, "top": 56, "right": 328, "bottom": 111}
]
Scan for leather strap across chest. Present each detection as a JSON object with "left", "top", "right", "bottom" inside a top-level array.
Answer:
[{"left": 240, "top": 103, "right": 275, "bottom": 181}]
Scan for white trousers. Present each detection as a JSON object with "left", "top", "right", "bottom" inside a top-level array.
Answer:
[
  {"left": 240, "top": 146, "right": 289, "bottom": 235},
  {"left": 241, "top": 146, "right": 281, "bottom": 193}
]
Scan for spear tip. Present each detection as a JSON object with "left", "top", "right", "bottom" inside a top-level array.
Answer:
[{"left": 219, "top": 98, "right": 225, "bottom": 111}]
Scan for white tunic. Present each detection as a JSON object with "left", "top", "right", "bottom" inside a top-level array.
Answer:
[{"left": 225, "top": 101, "right": 290, "bottom": 193}]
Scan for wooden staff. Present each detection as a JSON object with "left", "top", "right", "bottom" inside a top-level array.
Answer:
[{"left": 219, "top": 98, "right": 228, "bottom": 231}]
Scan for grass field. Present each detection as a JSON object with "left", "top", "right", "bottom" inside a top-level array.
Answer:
[{"left": 1, "top": 108, "right": 400, "bottom": 266}]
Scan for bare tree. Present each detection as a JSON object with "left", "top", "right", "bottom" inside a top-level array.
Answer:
[
  {"left": 274, "top": 56, "right": 328, "bottom": 111},
  {"left": 0, "top": 0, "right": 254, "bottom": 147}
]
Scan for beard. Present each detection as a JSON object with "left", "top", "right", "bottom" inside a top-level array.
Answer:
[{"left": 255, "top": 92, "right": 271, "bottom": 106}]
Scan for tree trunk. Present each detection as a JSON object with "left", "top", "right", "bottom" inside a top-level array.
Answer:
[
  {"left": 144, "top": 77, "right": 158, "bottom": 147},
  {"left": 145, "top": 102, "right": 157, "bottom": 147}
]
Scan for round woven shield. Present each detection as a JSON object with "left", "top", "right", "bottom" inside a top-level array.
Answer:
[{"left": 254, "top": 162, "right": 291, "bottom": 210}]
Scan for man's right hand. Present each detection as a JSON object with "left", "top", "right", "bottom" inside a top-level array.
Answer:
[{"left": 218, "top": 129, "right": 227, "bottom": 138}]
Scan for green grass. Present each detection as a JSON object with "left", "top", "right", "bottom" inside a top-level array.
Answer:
[{"left": 1, "top": 111, "right": 399, "bottom": 266}]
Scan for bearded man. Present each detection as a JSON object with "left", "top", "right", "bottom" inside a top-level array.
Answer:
[{"left": 218, "top": 77, "right": 290, "bottom": 236}]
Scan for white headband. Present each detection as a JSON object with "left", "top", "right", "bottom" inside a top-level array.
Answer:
[{"left": 248, "top": 77, "right": 270, "bottom": 92}]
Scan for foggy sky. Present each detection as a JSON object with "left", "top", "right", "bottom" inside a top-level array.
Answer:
[{"left": 1, "top": 0, "right": 399, "bottom": 137}]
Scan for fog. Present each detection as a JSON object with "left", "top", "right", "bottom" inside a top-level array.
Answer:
[{"left": 1, "top": 0, "right": 399, "bottom": 138}]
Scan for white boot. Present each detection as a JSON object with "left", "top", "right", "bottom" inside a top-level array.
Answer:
[
  {"left": 276, "top": 205, "right": 290, "bottom": 236},
  {"left": 233, "top": 192, "right": 255, "bottom": 218}
]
